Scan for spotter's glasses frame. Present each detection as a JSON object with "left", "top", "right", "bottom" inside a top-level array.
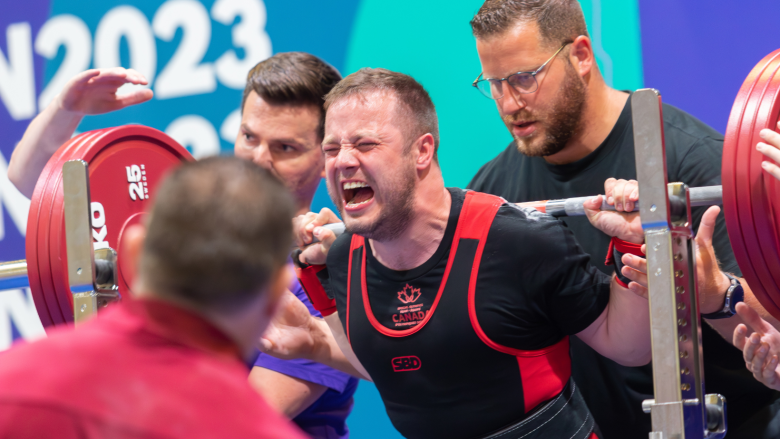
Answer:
[{"left": 472, "top": 42, "right": 572, "bottom": 100}]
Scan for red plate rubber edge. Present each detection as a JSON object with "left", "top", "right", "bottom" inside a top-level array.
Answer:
[
  {"left": 49, "top": 126, "right": 193, "bottom": 324},
  {"left": 28, "top": 131, "right": 98, "bottom": 326},
  {"left": 47, "top": 130, "right": 121, "bottom": 322},
  {"left": 35, "top": 131, "right": 106, "bottom": 326},
  {"left": 723, "top": 49, "right": 780, "bottom": 320},
  {"left": 749, "top": 60, "right": 780, "bottom": 299},
  {"left": 721, "top": 51, "right": 780, "bottom": 315},
  {"left": 26, "top": 133, "right": 91, "bottom": 326},
  {"left": 43, "top": 130, "right": 111, "bottom": 323},
  {"left": 734, "top": 53, "right": 780, "bottom": 316},
  {"left": 722, "top": 52, "right": 773, "bottom": 317},
  {"left": 739, "top": 57, "right": 780, "bottom": 314}
]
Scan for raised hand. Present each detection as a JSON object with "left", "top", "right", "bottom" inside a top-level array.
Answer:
[
  {"left": 59, "top": 68, "right": 153, "bottom": 115},
  {"left": 9, "top": 68, "right": 155, "bottom": 197}
]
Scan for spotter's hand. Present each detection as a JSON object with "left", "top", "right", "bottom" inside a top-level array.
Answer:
[
  {"left": 694, "top": 206, "right": 732, "bottom": 315},
  {"left": 604, "top": 178, "right": 639, "bottom": 212},
  {"left": 259, "top": 289, "right": 318, "bottom": 361},
  {"left": 584, "top": 195, "right": 643, "bottom": 244},
  {"left": 733, "top": 302, "right": 780, "bottom": 391},
  {"left": 293, "top": 208, "right": 341, "bottom": 266},
  {"left": 757, "top": 121, "right": 780, "bottom": 182},
  {"left": 620, "top": 250, "right": 648, "bottom": 298}
]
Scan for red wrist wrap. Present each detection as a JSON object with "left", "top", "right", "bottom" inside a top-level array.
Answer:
[
  {"left": 295, "top": 264, "right": 336, "bottom": 316},
  {"left": 605, "top": 237, "right": 644, "bottom": 288}
]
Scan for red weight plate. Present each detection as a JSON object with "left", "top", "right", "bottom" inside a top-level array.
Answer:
[
  {"left": 734, "top": 54, "right": 780, "bottom": 315},
  {"left": 722, "top": 49, "right": 780, "bottom": 315},
  {"left": 749, "top": 62, "right": 780, "bottom": 298},
  {"left": 739, "top": 55, "right": 780, "bottom": 314},
  {"left": 27, "top": 131, "right": 99, "bottom": 326},
  {"left": 34, "top": 130, "right": 107, "bottom": 325},
  {"left": 43, "top": 129, "right": 117, "bottom": 324},
  {"left": 26, "top": 133, "right": 89, "bottom": 326},
  {"left": 724, "top": 49, "right": 780, "bottom": 320},
  {"left": 42, "top": 130, "right": 114, "bottom": 324},
  {"left": 47, "top": 126, "right": 192, "bottom": 323}
]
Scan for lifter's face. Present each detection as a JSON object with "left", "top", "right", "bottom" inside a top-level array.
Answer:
[
  {"left": 322, "top": 92, "right": 417, "bottom": 241},
  {"left": 235, "top": 91, "right": 325, "bottom": 214},
  {"left": 476, "top": 22, "right": 588, "bottom": 157}
]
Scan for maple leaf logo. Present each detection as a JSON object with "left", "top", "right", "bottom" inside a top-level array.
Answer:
[{"left": 397, "top": 284, "right": 422, "bottom": 304}]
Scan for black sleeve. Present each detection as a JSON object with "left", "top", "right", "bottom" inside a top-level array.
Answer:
[
  {"left": 474, "top": 205, "right": 612, "bottom": 351},
  {"left": 675, "top": 135, "right": 741, "bottom": 275}
]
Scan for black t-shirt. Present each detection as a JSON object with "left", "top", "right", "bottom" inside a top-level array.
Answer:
[
  {"left": 327, "top": 187, "right": 611, "bottom": 351},
  {"left": 469, "top": 93, "right": 780, "bottom": 438}
]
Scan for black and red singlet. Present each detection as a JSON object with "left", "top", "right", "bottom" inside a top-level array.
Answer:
[{"left": 322, "top": 188, "right": 611, "bottom": 438}]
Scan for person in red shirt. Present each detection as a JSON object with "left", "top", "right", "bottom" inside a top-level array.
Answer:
[{"left": 0, "top": 157, "right": 307, "bottom": 439}]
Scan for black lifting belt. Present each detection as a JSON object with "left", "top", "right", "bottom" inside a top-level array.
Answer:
[{"left": 478, "top": 379, "right": 598, "bottom": 439}]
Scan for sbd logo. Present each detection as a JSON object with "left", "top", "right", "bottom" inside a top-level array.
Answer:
[{"left": 391, "top": 356, "right": 421, "bottom": 372}]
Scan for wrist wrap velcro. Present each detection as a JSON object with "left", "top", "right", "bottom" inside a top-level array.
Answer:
[
  {"left": 605, "top": 237, "right": 644, "bottom": 288},
  {"left": 295, "top": 263, "right": 336, "bottom": 316}
]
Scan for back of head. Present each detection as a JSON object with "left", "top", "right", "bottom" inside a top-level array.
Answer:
[
  {"left": 470, "top": 0, "right": 588, "bottom": 48},
  {"left": 140, "top": 157, "right": 294, "bottom": 313},
  {"left": 323, "top": 67, "right": 440, "bottom": 158},
  {"left": 242, "top": 52, "right": 342, "bottom": 139}
]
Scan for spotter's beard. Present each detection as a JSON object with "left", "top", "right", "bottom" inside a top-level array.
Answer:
[
  {"left": 328, "top": 162, "right": 417, "bottom": 242},
  {"left": 504, "top": 61, "right": 587, "bottom": 157}
]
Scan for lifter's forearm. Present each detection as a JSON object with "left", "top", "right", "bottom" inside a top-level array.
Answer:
[
  {"left": 313, "top": 314, "right": 372, "bottom": 381},
  {"left": 9, "top": 100, "right": 82, "bottom": 197}
]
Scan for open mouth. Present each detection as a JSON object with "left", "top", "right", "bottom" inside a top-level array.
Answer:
[
  {"left": 342, "top": 181, "right": 375, "bottom": 207},
  {"left": 512, "top": 120, "right": 537, "bottom": 137}
]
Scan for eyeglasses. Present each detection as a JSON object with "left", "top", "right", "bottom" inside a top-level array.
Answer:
[{"left": 472, "top": 42, "right": 571, "bottom": 100}]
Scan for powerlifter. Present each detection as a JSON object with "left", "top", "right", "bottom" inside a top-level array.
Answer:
[
  {"left": 259, "top": 68, "right": 727, "bottom": 439},
  {"left": 7, "top": 53, "right": 359, "bottom": 438},
  {"left": 467, "top": 1, "right": 780, "bottom": 437}
]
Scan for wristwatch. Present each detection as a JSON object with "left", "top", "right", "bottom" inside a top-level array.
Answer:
[{"left": 702, "top": 273, "right": 744, "bottom": 319}]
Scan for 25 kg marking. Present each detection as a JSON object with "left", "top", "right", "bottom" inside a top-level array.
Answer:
[{"left": 126, "top": 164, "right": 149, "bottom": 201}]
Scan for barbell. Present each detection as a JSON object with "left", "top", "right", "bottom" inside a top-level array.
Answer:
[{"left": 1, "top": 49, "right": 779, "bottom": 331}]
